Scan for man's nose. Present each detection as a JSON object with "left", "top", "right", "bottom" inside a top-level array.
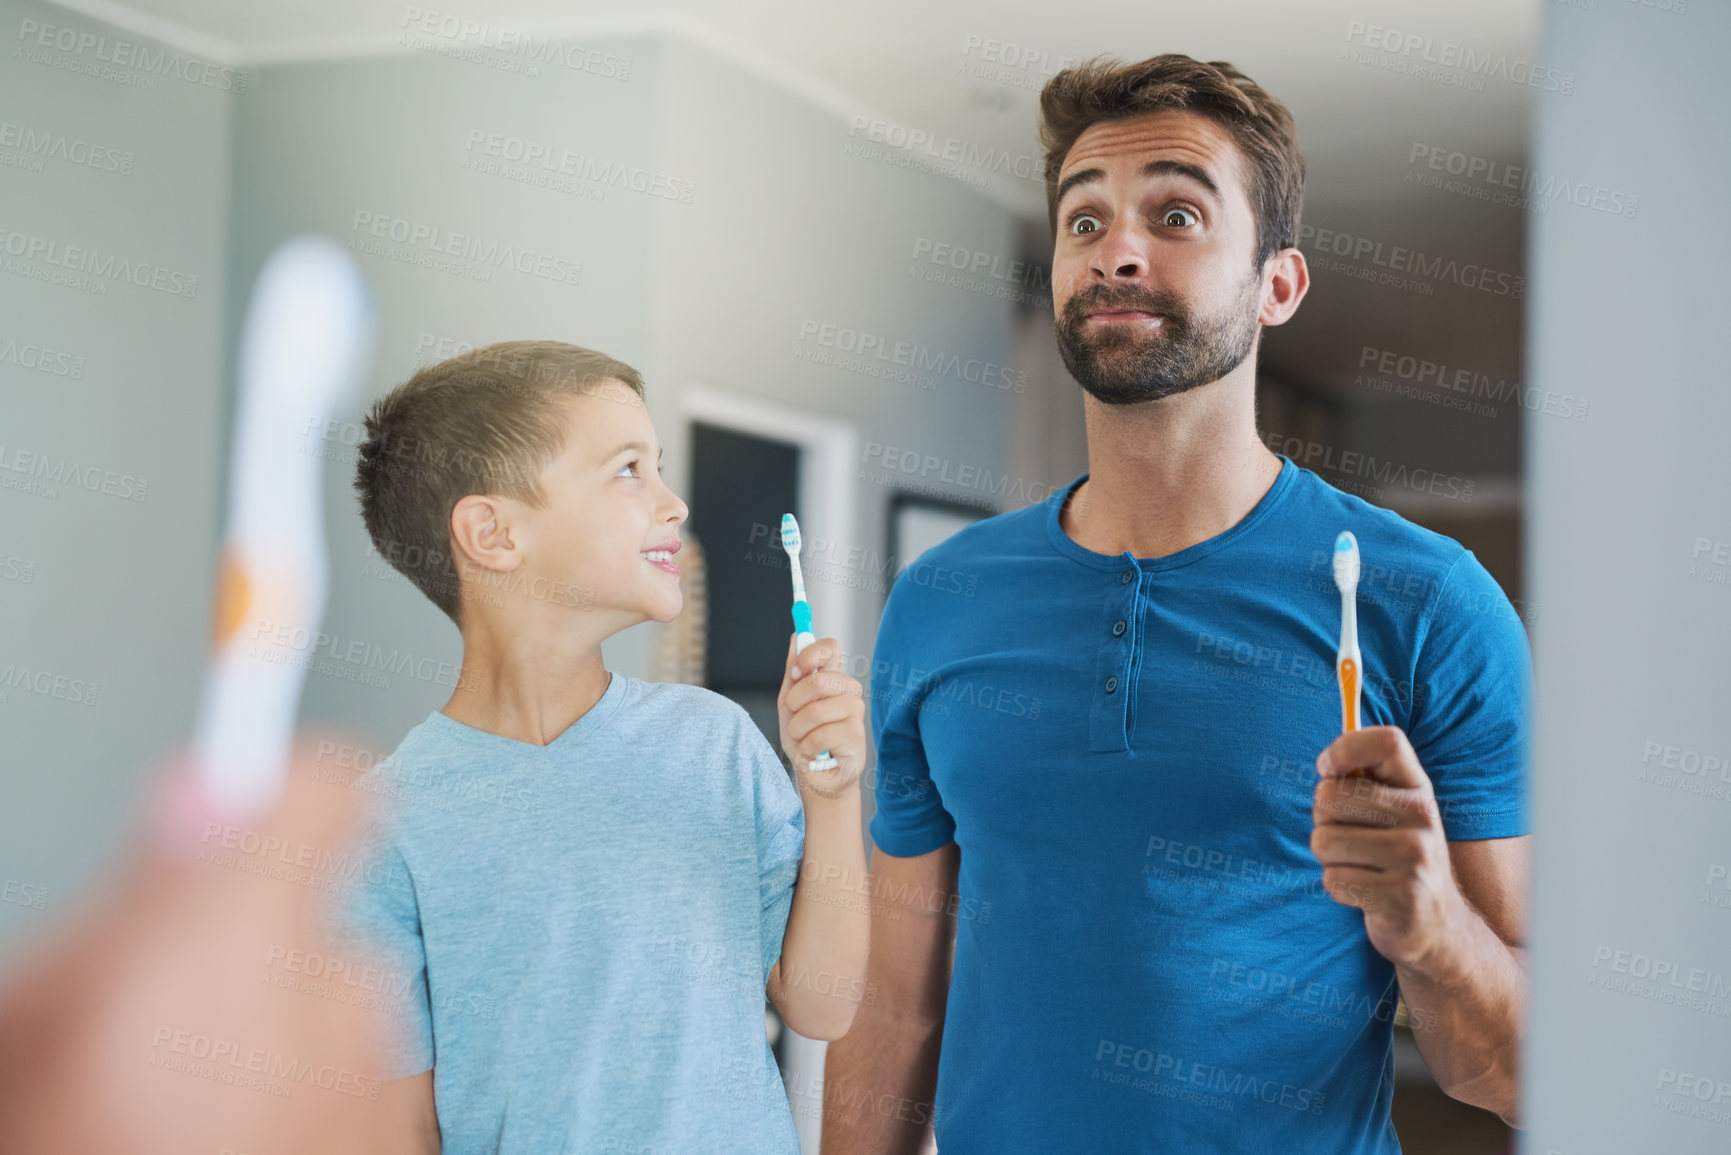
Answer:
[{"left": 1092, "top": 220, "right": 1148, "bottom": 281}]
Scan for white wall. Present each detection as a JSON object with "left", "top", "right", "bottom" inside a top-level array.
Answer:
[
  {"left": 0, "top": 0, "right": 231, "bottom": 960},
  {"left": 1524, "top": 3, "right": 1731, "bottom": 1152}
]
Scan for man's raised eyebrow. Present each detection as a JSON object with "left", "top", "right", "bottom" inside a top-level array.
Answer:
[
  {"left": 1142, "top": 159, "right": 1223, "bottom": 203},
  {"left": 1055, "top": 159, "right": 1224, "bottom": 212},
  {"left": 1054, "top": 166, "right": 1105, "bottom": 211}
]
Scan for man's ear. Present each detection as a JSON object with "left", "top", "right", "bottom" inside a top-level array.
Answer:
[
  {"left": 1258, "top": 247, "right": 1310, "bottom": 328},
  {"left": 449, "top": 494, "right": 521, "bottom": 575}
]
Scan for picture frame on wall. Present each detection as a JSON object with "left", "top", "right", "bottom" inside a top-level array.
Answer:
[{"left": 885, "top": 490, "right": 999, "bottom": 594}]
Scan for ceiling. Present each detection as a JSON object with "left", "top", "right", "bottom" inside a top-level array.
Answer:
[{"left": 54, "top": 0, "right": 1542, "bottom": 212}]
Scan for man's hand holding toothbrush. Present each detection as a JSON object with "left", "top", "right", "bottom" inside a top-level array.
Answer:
[{"left": 768, "top": 632, "right": 872, "bottom": 1041}]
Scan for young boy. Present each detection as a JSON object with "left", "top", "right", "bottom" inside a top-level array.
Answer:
[{"left": 331, "top": 340, "right": 870, "bottom": 1153}]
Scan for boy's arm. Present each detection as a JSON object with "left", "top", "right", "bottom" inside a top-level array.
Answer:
[
  {"left": 375, "top": 1070, "right": 441, "bottom": 1154},
  {"left": 768, "top": 786, "right": 870, "bottom": 1040},
  {"left": 769, "top": 634, "right": 871, "bottom": 1041}
]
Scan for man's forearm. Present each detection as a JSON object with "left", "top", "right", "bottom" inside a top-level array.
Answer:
[
  {"left": 1396, "top": 891, "right": 1526, "bottom": 1124},
  {"left": 776, "top": 789, "right": 871, "bottom": 1038},
  {"left": 821, "top": 842, "right": 958, "bottom": 1155},
  {"left": 821, "top": 1005, "right": 943, "bottom": 1155}
]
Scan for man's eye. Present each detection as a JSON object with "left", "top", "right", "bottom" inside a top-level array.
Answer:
[
  {"left": 1070, "top": 214, "right": 1102, "bottom": 235},
  {"left": 1164, "top": 207, "right": 1199, "bottom": 228}
]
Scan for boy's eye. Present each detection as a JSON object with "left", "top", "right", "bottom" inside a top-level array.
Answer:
[{"left": 616, "top": 460, "right": 639, "bottom": 478}]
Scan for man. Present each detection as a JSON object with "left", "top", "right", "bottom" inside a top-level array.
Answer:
[{"left": 824, "top": 54, "right": 1528, "bottom": 1154}]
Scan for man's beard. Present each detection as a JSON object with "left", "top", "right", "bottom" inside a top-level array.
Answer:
[{"left": 1054, "top": 273, "right": 1262, "bottom": 405}]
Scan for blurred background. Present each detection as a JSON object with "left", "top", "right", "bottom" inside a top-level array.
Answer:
[{"left": 2, "top": 1, "right": 1724, "bottom": 1153}]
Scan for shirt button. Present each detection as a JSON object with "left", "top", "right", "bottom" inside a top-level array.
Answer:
[
  {"left": 1121, "top": 570, "right": 1134, "bottom": 584},
  {"left": 1105, "top": 676, "right": 1118, "bottom": 693},
  {"left": 1112, "top": 620, "right": 1127, "bottom": 636}
]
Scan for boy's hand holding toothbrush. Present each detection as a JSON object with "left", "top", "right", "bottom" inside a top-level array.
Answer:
[
  {"left": 773, "top": 513, "right": 867, "bottom": 797},
  {"left": 777, "top": 633, "right": 868, "bottom": 797},
  {"left": 766, "top": 513, "right": 871, "bottom": 1042}
]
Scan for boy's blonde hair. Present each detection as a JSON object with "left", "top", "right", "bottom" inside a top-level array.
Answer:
[{"left": 353, "top": 340, "right": 645, "bottom": 626}]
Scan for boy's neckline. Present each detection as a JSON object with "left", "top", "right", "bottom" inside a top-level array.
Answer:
[{"left": 431, "top": 670, "right": 628, "bottom": 753}]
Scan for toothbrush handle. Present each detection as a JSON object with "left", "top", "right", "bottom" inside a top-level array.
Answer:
[
  {"left": 1338, "top": 655, "right": 1364, "bottom": 779},
  {"left": 1338, "top": 657, "right": 1361, "bottom": 733},
  {"left": 790, "top": 617, "right": 834, "bottom": 768}
]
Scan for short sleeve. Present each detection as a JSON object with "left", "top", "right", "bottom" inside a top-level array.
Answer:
[
  {"left": 320, "top": 822, "right": 435, "bottom": 1079},
  {"left": 1406, "top": 550, "right": 1532, "bottom": 840},
  {"left": 866, "top": 572, "right": 957, "bottom": 857},
  {"left": 744, "top": 717, "right": 805, "bottom": 984}
]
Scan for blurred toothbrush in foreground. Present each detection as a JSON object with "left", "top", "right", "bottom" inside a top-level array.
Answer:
[{"left": 189, "top": 235, "right": 374, "bottom": 822}]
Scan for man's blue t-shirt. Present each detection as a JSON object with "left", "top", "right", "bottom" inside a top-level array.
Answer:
[
  {"left": 867, "top": 458, "right": 1530, "bottom": 1154},
  {"left": 326, "top": 671, "right": 806, "bottom": 1155}
]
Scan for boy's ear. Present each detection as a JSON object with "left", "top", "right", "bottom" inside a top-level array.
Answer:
[{"left": 450, "top": 494, "right": 521, "bottom": 573}]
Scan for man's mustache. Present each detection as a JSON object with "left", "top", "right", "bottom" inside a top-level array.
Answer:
[{"left": 1062, "top": 288, "right": 1189, "bottom": 326}]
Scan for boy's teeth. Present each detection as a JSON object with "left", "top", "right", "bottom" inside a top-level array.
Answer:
[{"left": 642, "top": 550, "right": 671, "bottom": 561}]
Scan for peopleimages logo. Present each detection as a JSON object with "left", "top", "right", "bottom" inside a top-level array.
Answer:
[
  {"left": 0, "top": 225, "right": 200, "bottom": 298},
  {"left": 398, "top": 7, "right": 632, "bottom": 80},
  {"left": 16, "top": 18, "right": 249, "bottom": 91},
  {"left": 461, "top": 129, "right": 695, "bottom": 204},
  {"left": 796, "top": 319, "right": 1027, "bottom": 393},
  {"left": 846, "top": 116, "right": 1044, "bottom": 185},
  {"left": 913, "top": 237, "right": 1045, "bottom": 294},
  {"left": 1261, "top": 433, "right": 1476, "bottom": 504},
  {"left": 0, "top": 442, "right": 149, "bottom": 502},
  {"left": 0, "top": 333, "right": 85, "bottom": 378},
  {"left": 1092, "top": 1039, "right": 1327, "bottom": 1114},
  {"left": 1298, "top": 223, "right": 1523, "bottom": 299},
  {"left": 347, "top": 210, "right": 582, "bottom": 287},
  {"left": 1407, "top": 144, "right": 1638, "bottom": 220},
  {"left": 0, "top": 120, "right": 134, "bottom": 174},
  {"left": 1342, "top": 20, "right": 1574, "bottom": 94},
  {"left": 1357, "top": 345, "right": 1589, "bottom": 422}
]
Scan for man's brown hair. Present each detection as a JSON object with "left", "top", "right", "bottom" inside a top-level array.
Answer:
[
  {"left": 353, "top": 340, "right": 644, "bottom": 627},
  {"left": 1039, "top": 54, "right": 1305, "bottom": 269}
]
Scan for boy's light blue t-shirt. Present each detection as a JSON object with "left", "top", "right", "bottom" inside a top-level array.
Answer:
[{"left": 328, "top": 672, "right": 806, "bottom": 1155}]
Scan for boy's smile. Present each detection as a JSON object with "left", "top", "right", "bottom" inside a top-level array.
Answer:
[{"left": 641, "top": 539, "right": 682, "bottom": 576}]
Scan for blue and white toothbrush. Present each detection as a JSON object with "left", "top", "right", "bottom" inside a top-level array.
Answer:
[{"left": 781, "top": 513, "right": 838, "bottom": 772}]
